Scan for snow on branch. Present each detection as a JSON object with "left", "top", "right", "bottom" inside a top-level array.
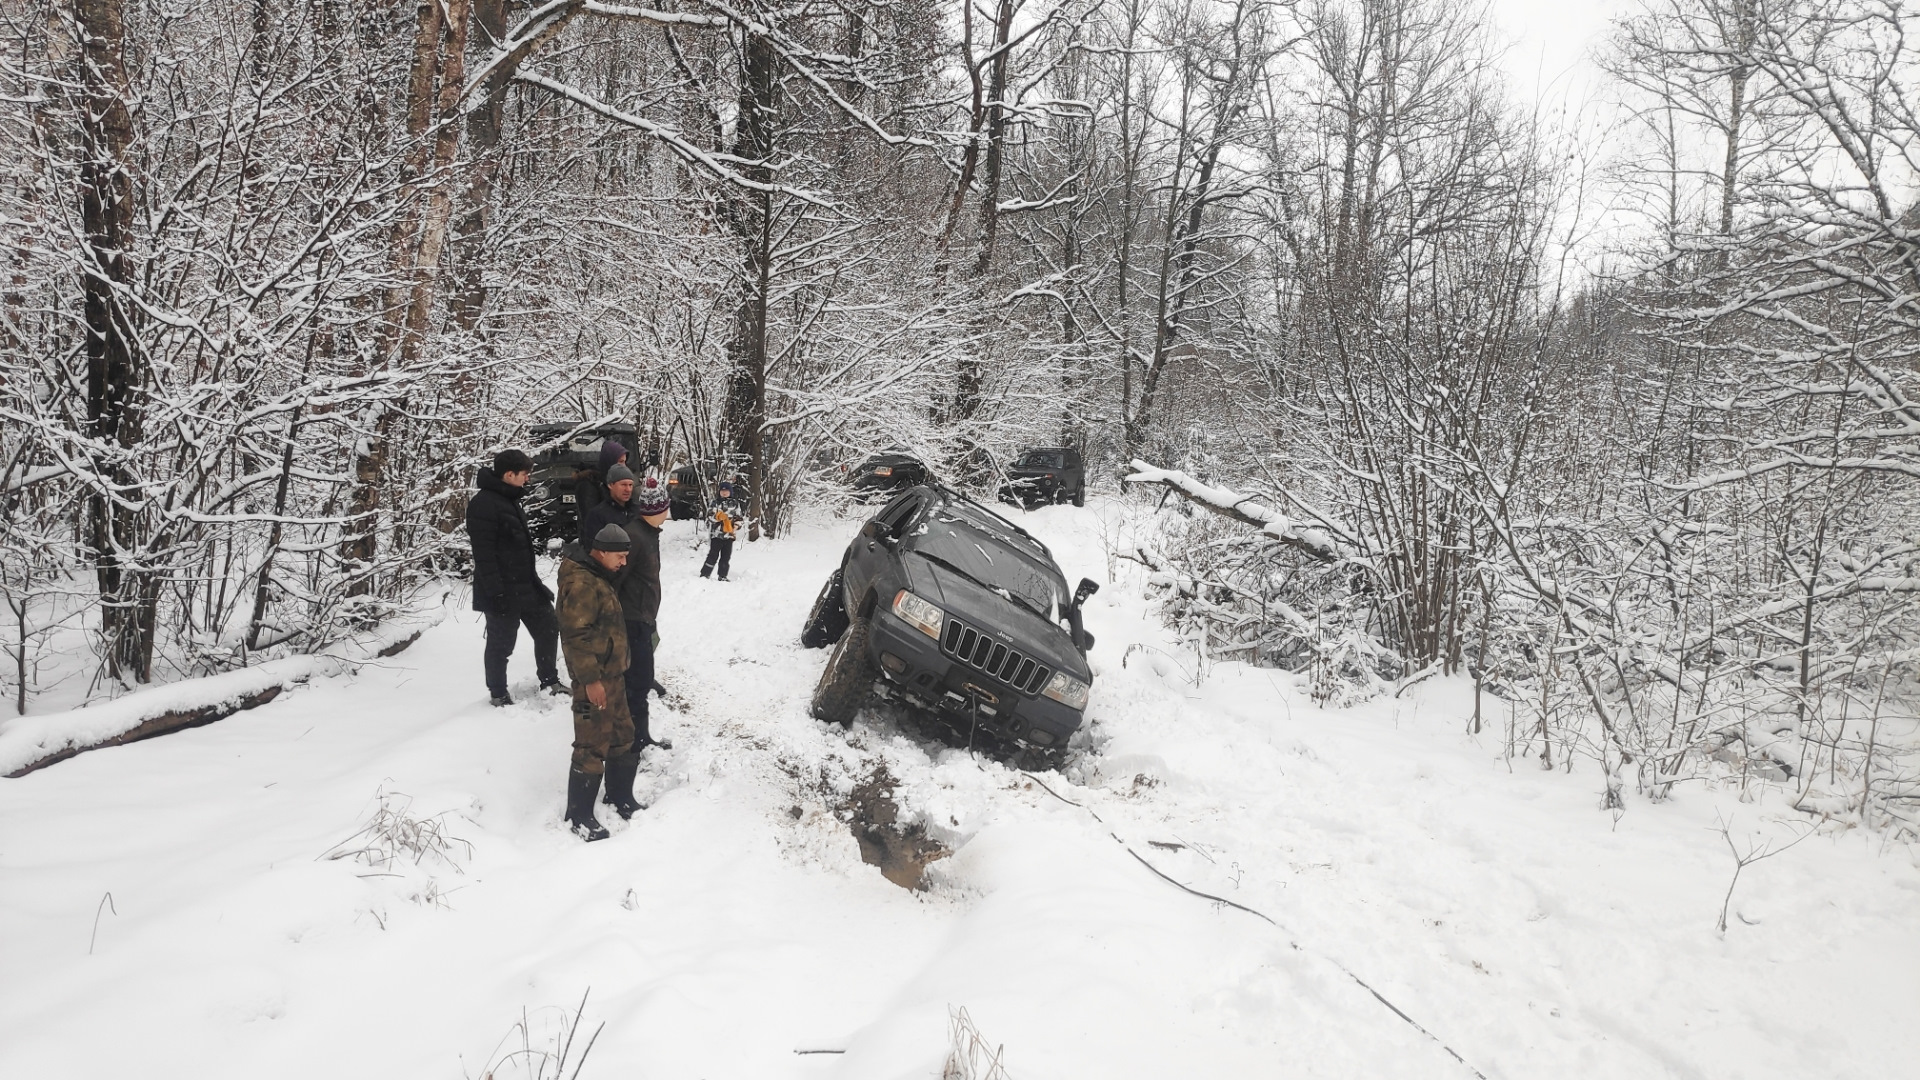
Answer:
[
  {"left": 514, "top": 70, "right": 833, "bottom": 206},
  {"left": 460, "top": 0, "right": 585, "bottom": 103},
  {"left": 580, "top": 1, "right": 729, "bottom": 28},
  {"left": 1123, "top": 460, "right": 1359, "bottom": 565}
]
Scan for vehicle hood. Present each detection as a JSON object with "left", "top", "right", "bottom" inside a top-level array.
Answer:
[
  {"left": 1004, "top": 466, "right": 1064, "bottom": 479},
  {"left": 902, "top": 554, "right": 1090, "bottom": 681}
]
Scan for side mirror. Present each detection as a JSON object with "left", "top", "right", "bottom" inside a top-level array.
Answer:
[
  {"left": 1073, "top": 577, "right": 1100, "bottom": 606},
  {"left": 861, "top": 520, "right": 882, "bottom": 539}
]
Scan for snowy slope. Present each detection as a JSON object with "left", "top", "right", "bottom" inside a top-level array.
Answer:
[{"left": 1, "top": 500, "right": 1915, "bottom": 1080}]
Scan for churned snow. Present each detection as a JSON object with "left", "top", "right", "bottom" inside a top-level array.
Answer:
[{"left": 0, "top": 500, "right": 1914, "bottom": 1079}]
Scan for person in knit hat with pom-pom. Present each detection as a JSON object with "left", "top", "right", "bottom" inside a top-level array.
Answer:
[{"left": 579, "top": 463, "right": 673, "bottom": 768}]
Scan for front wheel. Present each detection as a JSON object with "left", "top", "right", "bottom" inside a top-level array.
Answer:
[
  {"left": 810, "top": 610, "right": 876, "bottom": 726},
  {"left": 800, "top": 568, "right": 849, "bottom": 648}
]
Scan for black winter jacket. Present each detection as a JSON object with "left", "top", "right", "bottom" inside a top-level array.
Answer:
[
  {"left": 466, "top": 468, "right": 553, "bottom": 614},
  {"left": 579, "top": 494, "right": 663, "bottom": 625}
]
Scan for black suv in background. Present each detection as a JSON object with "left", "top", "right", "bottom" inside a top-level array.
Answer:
[
  {"left": 998, "top": 447, "right": 1087, "bottom": 508},
  {"left": 847, "top": 448, "right": 931, "bottom": 500},
  {"left": 801, "top": 485, "right": 1098, "bottom": 767},
  {"left": 667, "top": 463, "right": 705, "bottom": 519},
  {"left": 526, "top": 421, "right": 638, "bottom": 542},
  {"left": 667, "top": 459, "right": 751, "bottom": 520}
]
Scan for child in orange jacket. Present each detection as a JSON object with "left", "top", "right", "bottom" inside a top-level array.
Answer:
[{"left": 699, "top": 481, "right": 749, "bottom": 581}]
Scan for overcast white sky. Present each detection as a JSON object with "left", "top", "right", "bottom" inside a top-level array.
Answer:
[{"left": 1486, "top": 0, "right": 1634, "bottom": 109}]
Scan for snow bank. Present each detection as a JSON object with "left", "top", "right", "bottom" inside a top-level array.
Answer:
[{"left": 0, "top": 604, "right": 446, "bottom": 778}]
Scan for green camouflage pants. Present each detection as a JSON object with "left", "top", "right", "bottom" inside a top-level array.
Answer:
[{"left": 571, "top": 686, "right": 635, "bottom": 774}]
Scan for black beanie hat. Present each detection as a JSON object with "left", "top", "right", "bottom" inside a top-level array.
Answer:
[{"left": 591, "top": 523, "right": 632, "bottom": 552}]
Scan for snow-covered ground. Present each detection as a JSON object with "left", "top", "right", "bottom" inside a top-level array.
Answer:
[{"left": 2, "top": 500, "right": 1916, "bottom": 1079}]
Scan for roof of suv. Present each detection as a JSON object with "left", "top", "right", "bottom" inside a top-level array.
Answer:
[{"left": 899, "top": 487, "right": 1066, "bottom": 614}]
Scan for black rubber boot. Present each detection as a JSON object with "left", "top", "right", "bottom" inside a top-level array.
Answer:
[
  {"left": 601, "top": 750, "right": 644, "bottom": 820},
  {"left": 565, "top": 767, "right": 609, "bottom": 842}
]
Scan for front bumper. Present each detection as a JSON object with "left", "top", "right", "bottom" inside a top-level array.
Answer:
[
  {"left": 852, "top": 472, "right": 910, "bottom": 490},
  {"left": 865, "top": 608, "right": 1085, "bottom": 747},
  {"left": 998, "top": 476, "right": 1061, "bottom": 504}
]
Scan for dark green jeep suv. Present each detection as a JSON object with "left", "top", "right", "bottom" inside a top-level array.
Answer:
[{"left": 800, "top": 485, "right": 1098, "bottom": 766}]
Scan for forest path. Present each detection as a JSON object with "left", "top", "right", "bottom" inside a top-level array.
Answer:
[{"left": 0, "top": 501, "right": 1914, "bottom": 1079}]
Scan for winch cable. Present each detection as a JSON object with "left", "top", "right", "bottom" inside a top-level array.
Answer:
[{"left": 1017, "top": 768, "right": 1490, "bottom": 1080}]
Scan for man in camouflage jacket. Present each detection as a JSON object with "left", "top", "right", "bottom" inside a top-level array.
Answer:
[{"left": 555, "top": 523, "right": 640, "bottom": 841}]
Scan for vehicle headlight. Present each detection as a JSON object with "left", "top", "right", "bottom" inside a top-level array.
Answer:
[
  {"left": 891, "top": 589, "right": 943, "bottom": 639},
  {"left": 535, "top": 484, "right": 550, "bottom": 499},
  {"left": 1042, "top": 671, "right": 1090, "bottom": 710},
  {"left": 873, "top": 466, "right": 893, "bottom": 477}
]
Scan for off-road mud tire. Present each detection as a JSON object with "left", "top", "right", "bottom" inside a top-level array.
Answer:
[
  {"left": 800, "top": 569, "right": 850, "bottom": 648},
  {"left": 810, "top": 609, "right": 876, "bottom": 726}
]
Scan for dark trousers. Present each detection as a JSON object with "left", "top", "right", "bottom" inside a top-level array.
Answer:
[
  {"left": 624, "top": 619, "right": 657, "bottom": 745},
  {"left": 483, "top": 605, "right": 559, "bottom": 696},
  {"left": 700, "top": 537, "right": 734, "bottom": 579}
]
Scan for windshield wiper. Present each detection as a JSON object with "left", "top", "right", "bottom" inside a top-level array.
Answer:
[{"left": 916, "top": 551, "right": 1054, "bottom": 622}]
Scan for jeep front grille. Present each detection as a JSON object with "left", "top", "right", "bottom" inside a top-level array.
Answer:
[{"left": 941, "top": 617, "right": 1051, "bottom": 696}]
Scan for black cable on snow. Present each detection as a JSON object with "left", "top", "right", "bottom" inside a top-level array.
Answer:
[{"left": 1018, "top": 769, "right": 1490, "bottom": 1080}]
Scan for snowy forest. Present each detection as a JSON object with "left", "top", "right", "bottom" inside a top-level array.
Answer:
[{"left": 2, "top": 0, "right": 1918, "bottom": 839}]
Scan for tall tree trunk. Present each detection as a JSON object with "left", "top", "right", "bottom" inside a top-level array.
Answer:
[
  {"left": 74, "top": 0, "right": 151, "bottom": 680},
  {"left": 970, "top": 0, "right": 1015, "bottom": 281},
  {"left": 1715, "top": 0, "right": 1753, "bottom": 274},
  {"left": 342, "top": 0, "right": 470, "bottom": 593},
  {"left": 451, "top": 0, "right": 510, "bottom": 336},
  {"left": 1126, "top": 100, "right": 1234, "bottom": 457},
  {"left": 722, "top": 31, "right": 778, "bottom": 535}
]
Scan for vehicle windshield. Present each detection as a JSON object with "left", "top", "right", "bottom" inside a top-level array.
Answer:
[
  {"left": 910, "top": 504, "right": 1065, "bottom": 619},
  {"left": 1015, "top": 451, "right": 1065, "bottom": 469}
]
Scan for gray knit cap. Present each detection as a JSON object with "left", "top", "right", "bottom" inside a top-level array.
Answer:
[
  {"left": 591, "top": 523, "right": 632, "bottom": 552},
  {"left": 605, "top": 463, "right": 637, "bottom": 485}
]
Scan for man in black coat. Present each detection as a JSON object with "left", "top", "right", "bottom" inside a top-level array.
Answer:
[{"left": 467, "top": 449, "right": 567, "bottom": 706}]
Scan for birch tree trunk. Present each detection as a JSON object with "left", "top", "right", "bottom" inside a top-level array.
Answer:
[{"left": 342, "top": 0, "right": 470, "bottom": 594}]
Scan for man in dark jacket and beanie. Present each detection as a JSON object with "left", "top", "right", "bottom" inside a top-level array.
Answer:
[
  {"left": 570, "top": 439, "right": 627, "bottom": 533},
  {"left": 580, "top": 464, "right": 673, "bottom": 756},
  {"left": 466, "top": 449, "right": 566, "bottom": 706},
  {"left": 556, "top": 523, "right": 641, "bottom": 841}
]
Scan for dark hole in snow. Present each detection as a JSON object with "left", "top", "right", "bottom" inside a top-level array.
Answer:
[{"left": 845, "top": 766, "right": 949, "bottom": 890}]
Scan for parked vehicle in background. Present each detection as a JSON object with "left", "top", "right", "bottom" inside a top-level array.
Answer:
[
  {"left": 667, "top": 463, "right": 704, "bottom": 519},
  {"left": 998, "top": 447, "right": 1087, "bottom": 508},
  {"left": 667, "top": 457, "right": 752, "bottom": 520},
  {"left": 525, "top": 421, "right": 638, "bottom": 543},
  {"left": 800, "top": 484, "right": 1099, "bottom": 769},
  {"left": 848, "top": 448, "right": 930, "bottom": 500}
]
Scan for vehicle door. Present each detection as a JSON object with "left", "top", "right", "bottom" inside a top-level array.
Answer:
[{"left": 846, "top": 490, "right": 922, "bottom": 607}]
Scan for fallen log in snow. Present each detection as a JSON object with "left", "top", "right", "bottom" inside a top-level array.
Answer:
[
  {"left": 1, "top": 612, "right": 439, "bottom": 778},
  {"left": 1122, "top": 460, "right": 1360, "bottom": 565}
]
